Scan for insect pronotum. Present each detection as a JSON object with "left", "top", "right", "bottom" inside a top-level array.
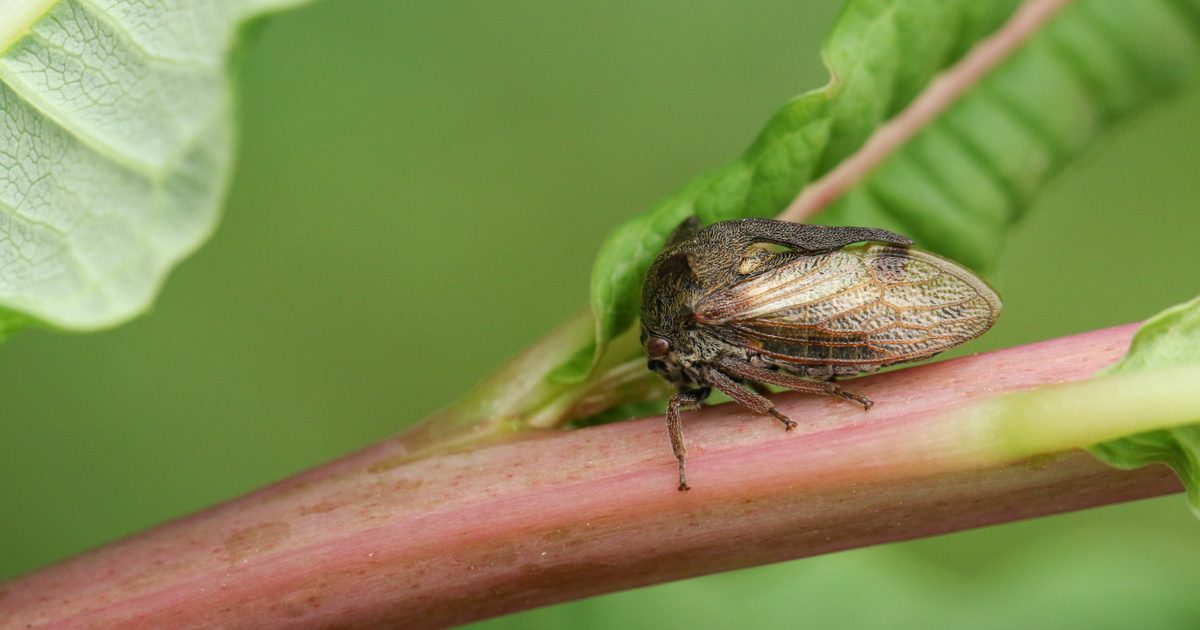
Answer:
[{"left": 639, "top": 217, "right": 1001, "bottom": 490}]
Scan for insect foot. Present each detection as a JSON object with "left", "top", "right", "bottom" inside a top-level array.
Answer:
[
  {"left": 677, "top": 455, "right": 690, "bottom": 491},
  {"left": 767, "top": 408, "right": 798, "bottom": 431},
  {"left": 838, "top": 390, "right": 874, "bottom": 410}
]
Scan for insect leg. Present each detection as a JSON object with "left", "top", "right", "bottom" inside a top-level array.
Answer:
[
  {"left": 667, "top": 387, "right": 710, "bottom": 491},
  {"left": 717, "top": 358, "right": 874, "bottom": 410},
  {"left": 698, "top": 366, "right": 797, "bottom": 431},
  {"left": 748, "top": 381, "right": 773, "bottom": 397}
]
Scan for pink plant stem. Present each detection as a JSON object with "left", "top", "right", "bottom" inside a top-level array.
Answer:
[
  {"left": 0, "top": 323, "right": 1182, "bottom": 628},
  {"left": 779, "top": 0, "right": 1074, "bottom": 223}
]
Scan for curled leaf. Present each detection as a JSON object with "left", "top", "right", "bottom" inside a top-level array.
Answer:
[{"left": 1091, "top": 296, "right": 1200, "bottom": 510}]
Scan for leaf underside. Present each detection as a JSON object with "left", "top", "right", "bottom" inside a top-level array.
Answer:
[
  {"left": 576, "top": 0, "right": 1200, "bottom": 382},
  {"left": 0, "top": 0, "right": 309, "bottom": 333}
]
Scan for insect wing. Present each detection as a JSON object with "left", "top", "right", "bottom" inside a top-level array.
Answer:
[{"left": 694, "top": 243, "right": 1001, "bottom": 368}]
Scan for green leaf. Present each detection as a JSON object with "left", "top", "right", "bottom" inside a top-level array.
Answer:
[
  {"left": 1091, "top": 296, "right": 1200, "bottom": 509},
  {"left": 821, "top": 0, "right": 1200, "bottom": 271},
  {"left": 575, "top": 0, "right": 1200, "bottom": 382},
  {"left": 0, "top": 0, "right": 309, "bottom": 333}
]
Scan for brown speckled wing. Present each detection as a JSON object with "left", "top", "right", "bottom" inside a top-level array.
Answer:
[{"left": 695, "top": 243, "right": 1001, "bottom": 368}]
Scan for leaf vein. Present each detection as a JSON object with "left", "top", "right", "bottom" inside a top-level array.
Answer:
[{"left": 0, "top": 61, "right": 161, "bottom": 179}]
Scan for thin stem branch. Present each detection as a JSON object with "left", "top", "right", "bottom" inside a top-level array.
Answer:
[
  {"left": 1, "top": 323, "right": 1186, "bottom": 628},
  {"left": 779, "top": 0, "right": 1073, "bottom": 223}
]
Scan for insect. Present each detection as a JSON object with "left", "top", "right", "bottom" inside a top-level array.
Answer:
[{"left": 640, "top": 217, "right": 1001, "bottom": 490}]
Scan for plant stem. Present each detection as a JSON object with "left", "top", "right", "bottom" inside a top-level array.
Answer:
[
  {"left": 0, "top": 323, "right": 1188, "bottom": 628},
  {"left": 780, "top": 0, "right": 1074, "bottom": 223}
]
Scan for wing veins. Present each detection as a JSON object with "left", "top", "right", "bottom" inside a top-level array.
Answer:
[{"left": 699, "top": 255, "right": 862, "bottom": 321}]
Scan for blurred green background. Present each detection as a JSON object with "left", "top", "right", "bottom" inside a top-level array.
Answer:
[{"left": 3, "top": 1, "right": 1200, "bottom": 627}]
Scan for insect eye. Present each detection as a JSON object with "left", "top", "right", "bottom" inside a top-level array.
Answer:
[{"left": 646, "top": 336, "right": 670, "bottom": 357}]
